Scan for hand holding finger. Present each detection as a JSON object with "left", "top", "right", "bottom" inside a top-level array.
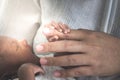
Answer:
[{"left": 36, "top": 40, "right": 91, "bottom": 53}]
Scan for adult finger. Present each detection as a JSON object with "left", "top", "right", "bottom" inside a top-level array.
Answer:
[
  {"left": 36, "top": 40, "right": 91, "bottom": 53},
  {"left": 54, "top": 66, "right": 93, "bottom": 78},
  {"left": 62, "top": 29, "right": 93, "bottom": 40},
  {"left": 40, "top": 54, "right": 92, "bottom": 66},
  {"left": 18, "top": 63, "right": 44, "bottom": 80}
]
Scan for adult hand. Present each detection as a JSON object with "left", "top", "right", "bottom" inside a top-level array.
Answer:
[{"left": 36, "top": 29, "right": 120, "bottom": 78}]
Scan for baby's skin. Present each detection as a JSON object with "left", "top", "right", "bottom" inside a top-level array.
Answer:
[
  {"left": 0, "top": 36, "right": 39, "bottom": 79},
  {"left": 18, "top": 21, "right": 75, "bottom": 80},
  {"left": 43, "top": 21, "right": 70, "bottom": 42}
]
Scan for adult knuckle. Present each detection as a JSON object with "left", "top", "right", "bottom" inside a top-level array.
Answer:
[
  {"left": 46, "top": 43, "right": 53, "bottom": 52},
  {"left": 88, "top": 67, "right": 96, "bottom": 75},
  {"left": 94, "top": 45, "right": 102, "bottom": 51},
  {"left": 61, "top": 71, "right": 69, "bottom": 78},
  {"left": 65, "top": 56, "right": 76, "bottom": 66},
  {"left": 47, "top": 58, "right": 55, "bottom": 65},
  {"left": 93, "top": 60, "right": 101, "bottom": 72},
  {"left": 85, "top": 69, "right": 94, "bottom": 76},
  {"left": 89, "top": 32, "right": 101, "bottom": 39},
  {"left": 92, "top": 64, "right": 103, "bottom": 76},
  {"left": 63, "top": 40, "right": 71, "bottom": 50},
  {"left": 73, "top": 68, "right": 93, "bottom": 76},
  {"left": 90, "top": 57, "right": 100, "bottom": 71},
  {"left": 92, "top": 57, "right": 99, "bottom": 66},
  {"left": 74, "top": 70, "right": 82, "bottom": 76}
]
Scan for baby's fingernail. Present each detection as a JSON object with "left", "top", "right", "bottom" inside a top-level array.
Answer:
[
  {"left": 40, "top": 58, "right": 48, "bottom": 65},
  {"left": 36, "top": 45, "right": 44, "bottom": 52},
  {"left": 54, "top": 71, "right": 61, "bottom": 77}
]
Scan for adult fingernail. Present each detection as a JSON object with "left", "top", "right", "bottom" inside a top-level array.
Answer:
[
  {"left": 54, "top": 71, "right": 61, "bottom": 77},
  {"left": 40, "top": 58, "right": 48, "bottom": 65},
  {"left": 36, "top": 45, "right": 44, "bottom": 52}
]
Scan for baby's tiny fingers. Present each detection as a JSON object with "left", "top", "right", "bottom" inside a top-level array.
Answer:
[
  {"left": 51, "top": 21, "right": 63, "bottom": 32},
  {"left": 58, "top": 23, "right": 70, "bottom": 34}
]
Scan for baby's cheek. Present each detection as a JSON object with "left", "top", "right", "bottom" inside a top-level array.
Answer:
[{"left": 18, "top": 40, "right": 29, "bottom": 47}]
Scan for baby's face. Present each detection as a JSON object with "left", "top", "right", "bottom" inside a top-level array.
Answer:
[
  {"left": 0, "top": 36, "right": 33, "bottom": 67},
  {"left": 0, "top": 36, "right": 38, "bottom": 76},
  {"left": 0, "top": 36, "right": 30, "bottom": 56}
]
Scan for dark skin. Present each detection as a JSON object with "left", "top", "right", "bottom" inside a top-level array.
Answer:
[{"left": 0, "top": 36, "right": 39, "bottom": 79}]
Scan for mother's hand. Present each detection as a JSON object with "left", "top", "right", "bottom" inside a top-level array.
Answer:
[{"left": 36, "top": 29, "right": 120, "bottom": 78}]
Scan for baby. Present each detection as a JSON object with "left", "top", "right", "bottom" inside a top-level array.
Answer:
[
  {"left": 0, "top": 36, "right": 40, "bottom": 79},
  {"left": 18, "top": 21, "right": 75, "bottom": 80}
]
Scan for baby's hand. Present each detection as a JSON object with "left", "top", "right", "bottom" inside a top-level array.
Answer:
[
  {"left": 43, "top": 21, "right": 71, "bottom": 41},
  {"left": 18, "top": 63, "right": 44, "bottom": 80}
]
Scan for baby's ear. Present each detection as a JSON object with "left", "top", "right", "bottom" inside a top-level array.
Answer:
[{"left": 18, "top": 39, "right": 28, "bottom": 47}]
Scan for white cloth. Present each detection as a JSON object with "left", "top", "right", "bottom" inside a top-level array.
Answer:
[{"left": 0, "top": 0, "right": 40, "bottom": 45}]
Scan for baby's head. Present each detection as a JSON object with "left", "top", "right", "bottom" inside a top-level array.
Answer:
[
  {"left": 0, "top": 36, "right": 39, "bottom": 77},
  {"left": 0, "top": 36, "right": 30, "bottom": 55}
]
